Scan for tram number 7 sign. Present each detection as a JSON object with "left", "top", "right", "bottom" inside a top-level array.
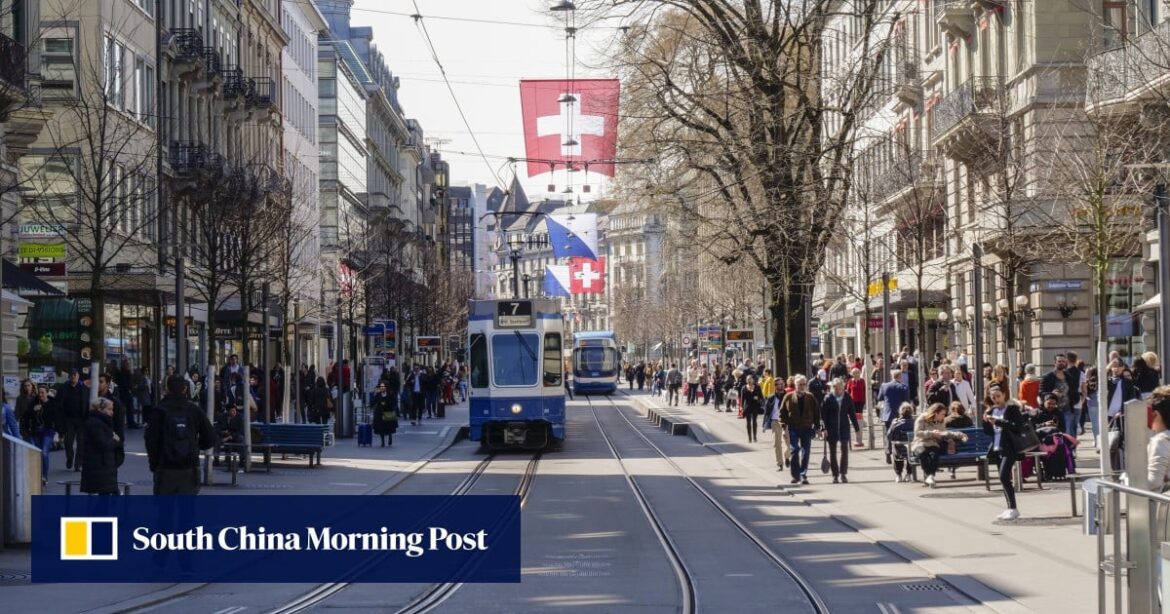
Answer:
[{"left": 496, "top": 300, "right": 534, "bottom": 328}]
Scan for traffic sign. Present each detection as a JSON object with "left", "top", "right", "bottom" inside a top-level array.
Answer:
[
  {"left": 682, "top": 335, "right": 692, "bottom": 346},
  {"left": 364, "top": 322, "right": 385, "bottom": 337}
]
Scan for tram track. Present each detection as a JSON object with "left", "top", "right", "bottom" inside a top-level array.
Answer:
[{"left": 588, "top": 394, "right": 829, "bottom": 614}]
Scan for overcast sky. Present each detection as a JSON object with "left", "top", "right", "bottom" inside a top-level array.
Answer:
[{"left": 349, "top": 0, "right": 616, "bottom": 198}]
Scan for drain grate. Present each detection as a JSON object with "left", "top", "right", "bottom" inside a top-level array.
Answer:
[
  {"left": 920, "top": 491, "right": 1000, "bottom": 499},
  {"left": 901, "top": 583, "right": 947, "bottom": 592},
  {"left": 0, "top": 570, "right": 31, "bottom": 585},
  {"left": 992, "top": 516, "right": 1081, "bottom": 527},
  {"left": 237, "top": 483, "right": 292, "bottom": 490}
]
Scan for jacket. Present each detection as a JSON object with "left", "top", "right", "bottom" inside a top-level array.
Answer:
[
  {"left": 81, "top": 410, "right": 121, "bottom": 494},
  {"left": 99, "top": 390, "right": 126, "bottom": 440},
  {"left": 21, "top": 398, "right": 57, "bottom": 437},
  {"left": 911, "top": 414, "right": 945, "bottom": 453},
  {"left": 887, "top": 416, "right": 915, "bottom": 445},
  {"left": 982, "top": 401, "right": 1026, "bottom": 457},
  {"left": 2, "top": 402, "right": 19, "bottom": 438},
  {"left": 779, "top": 391, "right": 820, "bottom": 430},
  {"left": 877, "top": 381, "right": 908, "bottom": 422},
  {"left": 1148, "top": 430, "right": 1170, "bottom": 491},
  {"left": 846, "top": 378, "right": 866, "bottom": 406},
  {"left": 1018, "top": 376, "right": 1041, "bottom": 409},
  {"left": 144, "top": 394, "right": 217, "bottom": 471},
  {"left": 1040, "top": 370, "right": 1078, "bottom": 407},
  {"left": 740, "top": 385, "right": 764, "bottom": 415},
  {"left": 1106, "top": 377, "right": 1139, "bottom": 411},
  {"left": 371, "top": 393, "right": 399, "bottom": 435},
  {"left": 58, "top": 382, "right": 89, "bottom": 423},
  {"left": 820, "top": 394, "right": 858, "bottom": 441},
  {"left": 943, "top": 414, "right": 974, "bottom": 429}
]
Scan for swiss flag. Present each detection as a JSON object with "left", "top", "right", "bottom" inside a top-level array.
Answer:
[
  {"left": 569, "top": 257, "right": 606, "bottom": 294},
  {"left": 520, "top": 79, "right": 620, "bottom": 178}
]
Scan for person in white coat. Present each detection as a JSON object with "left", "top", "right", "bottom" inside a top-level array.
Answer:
[
  {"left": 1146, "top": 386, "right": 1170, "bottom": 491},
  {"left": 949, "top": 369, "right": 977, "bottom": 412}
]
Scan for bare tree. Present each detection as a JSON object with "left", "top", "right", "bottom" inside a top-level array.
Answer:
[{"left": 595, "top": 0, "right": 894, "bottom": 374}]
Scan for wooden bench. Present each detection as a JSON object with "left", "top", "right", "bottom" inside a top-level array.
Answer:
[
  {"left": 57, "top": 480, "right": 131, "bottom": 496},
  {"left": 253, "top": 423, "right": 330, "bottom": 467},
  {"left": 220, "top": 442, "right": 274, "bottom": 473}
]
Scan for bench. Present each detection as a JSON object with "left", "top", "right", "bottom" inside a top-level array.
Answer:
[
  {"left": 220, "top": 442, "right": 274, "bottom": 473},
  {"left": 904, "top": 427, "right": 993, "bottom": 481},
  {"left": 253, "top": 423, "right": 330, "bottom": 467},
  {"left": 57, "top": 480, "right": 131, "bottom": 496}
]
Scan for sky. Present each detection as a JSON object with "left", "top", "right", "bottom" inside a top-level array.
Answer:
[{"left": 349, "top": 0, "right": 617, "bottom": 198}]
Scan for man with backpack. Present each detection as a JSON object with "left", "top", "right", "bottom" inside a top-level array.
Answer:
[
  {"left": 145, "top": 375, "right": 217, "bottom": 495},
  {"left": 666, "top": 364, "right": 683, "bottom": 406}
]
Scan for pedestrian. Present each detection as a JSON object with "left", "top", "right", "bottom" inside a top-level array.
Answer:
[
  {"left": 741, "top": 375, "right": 764, "bottom": 443},
  {"left": 887, "top": 403, "right": 917, "bottom": 483},
  {"left": 14, "top": 379, "right": 35, "bottom": 439},
  {"left": 779, "top": 375, "right": 820, "bottom": 485},
  {"left": 298, "top": 364, "right": 313, "bottom": 422},
  {"left": 1146, "top": 385, "right": 1170, "bottom": 491},
  {"left": 685, "top": 360, "right": 701, "bottom": 405},
  {"left": 81, "top": 398, "right": 123, "bottom": 495},
  {"left": 821, "top": 378, "right": 859, "bottom": 484},
  {"left": 911, "top": 403, "right": 949, "bottom": 487},
  {"left": 635, "top": 362, "right": 646, "bottom": 391},
  {"left": 1134, "top": 355, "right": 1160, "bottom": 399},
  {"left": 699, "top": 365, "right": 711, "bottom": 405},
  {"left": 21, "top": 386, "right": 57, "bottom": 485},
  {"left": 766, "top": 383, "right": 788, "bottom": 470},
  {"left": 310, "top": 377, "right": 332, "bottom": 424},
  {"left": 878, "top": 369, "right": 909, "bottom": 462},
  {"left": 1018, "top": 364, "right": 1041, "bottom": 409},
  {"left": 423, "top": 366, "right": 440, "bottom": 419},
  {"left": 407, "top": 365, "right": 425, "bottom": 422},
  {"left": 132, "top": 367, "right": 153, "bottom": 429},
  {"left": 626, "top": 363, "right": 635, "bottom": 390},
  {"left": 2, "top": 392, "right": 19, "bottom": 439},
  {"left": 983, "top": 386, "right": 1025, "bottom": 520},
  {"left": 721, "top": 366, "right": 737, "bottom": 413},
  {"left": 144, "top": 375, "right": 217, "bottom": 495},
  {"left": 96, "top": 374, "right": 126, "bottom": 441},
  {"left": 1040, "top": 354, "right": 1076, "bottom": 434},
  {"left": 666, "top": 363, "right": 683, "bottom": 407},
  {"left": 847, "top": 368, "right": 867, "bottom": 448},
  {"left": 58, "top": 369, "right": 89, "bottom": 472},
  {"left": 458, "top": 364, "right": 469, "bottom": 401},
  {"left": 711, "top": 365, "right": 724, "bottom": 410},
  {"left": 1106, "top": 358, "right": 1139, "bottom": 469},
  {"left": 1085, "top": 366, "right": 1101, "bottom": 450},
  {"left": 371, "top": 381, "right": 399, "bottom": 446}
]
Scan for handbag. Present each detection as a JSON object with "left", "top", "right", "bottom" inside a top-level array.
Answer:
[
  {"left": 1006, "top": 421, "right": 1041, "bottom": 454},
  {"left": 946, "top": 439, "right": 957, "bottom": 455},
  {"left": 820, "top": 439, "right": 831, "bottom": 474},
  {"left": 381, "top": 410, "right": 398, "bottom": 422}
]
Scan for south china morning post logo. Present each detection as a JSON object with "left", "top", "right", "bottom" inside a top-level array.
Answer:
[{"left": 59, "top": 517, "right": 118, "bottom": 561}]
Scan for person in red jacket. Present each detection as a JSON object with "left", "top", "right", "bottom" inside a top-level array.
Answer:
[{"left": 847, "top": 368, "right": 867, "bottom": 448}]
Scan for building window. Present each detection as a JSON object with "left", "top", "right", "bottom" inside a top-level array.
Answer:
[
  {"left": 1104, "top": 1, "right": 1128, "bottom": 48},
  {"left": 104, "top": 35, "right": 126, "bottom": 109},
  {"left": 42, "top": 37, "right": 77, "bottom": 96}
]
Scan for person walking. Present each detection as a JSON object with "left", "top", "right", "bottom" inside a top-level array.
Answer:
[
  {"left": 821, "top": 378, "right": 860, "bottom": 483},
  {"left": 780, "top": 375, "right": 821, "bottom": 485},
  {"left": 878, "top": 369, "right": 909, "bottom": 462},
  {"left": 371, "top": 381, "right": 399, "bottom": 447},
  {"left": 14, "top": 379, "right": 35, "bottom": 440},
  {"left": 2, "top": 393, "right": 19, "bottom": 439},
  {"left": 741, "top": 375, "right": 764, "bottom": 443},
  {"left": 635, "top": 362, "right": 646, "bottom": 391},
  {"left": 666, "top": 363, "right": 683, "bottom": 407},
  {"left": 58, "top": 370, "right": 89, "bottom": 472},
  {"left": 685, "top": 360, "right": 701, "bottom": 406},
  {"left": 81, "top": 398, "right": 123, "bottom": 495},
  {"left": 847, "top": 368, "right": 867, "bottom": 448},
  {"left": 96, "top": 374, "right": 126, "bottom": 441},
  {"left": 767, "top": 384, "right": 788, "bottom": 470},
  {"left": 407, "top": 365, "right": 425, "bottom": 422},
  {"left": 1145, "top": 385, "right": 1170, "bottom": 491},
  {"left": 423, "top": 367, "right": 441, "bottom": 419},
  {"left": 310, "top": 377, "right": 332, "bottom": 424},
  {"left": 132, "top": 367, "right": 153, "bottom": 429},
  {"left": 983, "top": 386, "right": 1025, "bottom": 520},
  {"left": 22, "top": 386, "right": 57, "bottom": 485},
  {"left": 911, "top": 403, "right": 949, "bottom": 487},
  {"left": 144, "top": 375, "right": 217, "bottom": 495}
]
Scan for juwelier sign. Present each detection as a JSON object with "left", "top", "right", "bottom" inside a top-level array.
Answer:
[{"left": 33, "top": 495, "right": 520, "bottom": 583}]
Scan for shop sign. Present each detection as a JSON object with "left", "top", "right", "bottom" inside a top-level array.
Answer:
[
  {"left": 1038, "top": 280, "right": 1085, "bottom": 291},
  {"left": 17, "top": 223, "right": 66, "bottom": 238},
  {"left": 865, "top": 316, "right": 896, "bottom": 329},
  {"left": 18, "top": 243, "right": 66, "bottom": 258},
  {"left": 163, "top": 316, "right": 195, "bottom": 327},
  {"left": 867, "top": 277, "right": 898, "bottom": 298},
  {"left": 906, "top": 307, "right": 942, "bottom": 321},
  {"left": 726, "top": 329, "right": 753, "bottom": 342},
  {"left": 212, "top": 326, "right": 237, "bottom": 340},
  {"left": 21, "top": 262, "right": 65, "bottom": 276},
  {"left": 417, "top": 336, "right": 442, "bottom": 351},
  {"left": 835, "top": 327, "right": 857, "bottom": 338}
]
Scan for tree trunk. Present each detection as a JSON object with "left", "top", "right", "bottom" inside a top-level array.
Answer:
[{"left": 90, "top": 279, "right": 105, "bottom": 369}]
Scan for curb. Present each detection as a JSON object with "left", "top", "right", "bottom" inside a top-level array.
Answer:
[{"left": 626, "top": 391, "right": 1031, "bottom": 614}]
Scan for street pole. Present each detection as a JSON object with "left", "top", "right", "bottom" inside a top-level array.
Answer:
[
  {"left": 1157, "top": 184, "right": 1170, "bottom": 386},
  {"left": 972, "top": 243, "right": 986, "bottom": 403},
  {"left": 511, "top": 249, "right": 521, "bottom": 298},
  {"left": 175, "top": 255, "right": 186, "bottom": 375},
  {"left": 859, "top": 314, "right": 874, "bottom": 449},
  {"left": 261, "top": 282, "right": 270, "bottom": 423},
  {"left": 242, "top": 363, "right": 252, "bottom": 472},
  {"left": 336, "top": 298, "right": 347, "bottom": 439},
  {"left": 292, "top": 301, "right": 301, "bottom": 423},
  {"left": 881, "top": 271, "right": 891, "bottom": 386}
]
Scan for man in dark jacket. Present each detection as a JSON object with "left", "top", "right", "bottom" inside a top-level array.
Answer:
[
  {"left": 81, "top": 398, "right": 122, "bottom": 495},
  {"left": 58, "top": 370, "right": 90, "bottom": 471},
  {"left": 821, "top": 379, "right": 859, "bottom": 483},
  {"left": 97, "top": 374, "right": 126, "bottom": 440},
  {"left": 145, "top": 375, "right": 217, "bottom": 495},
  {"left": 779, "top": 375, "right": 821, "bottom": 485}
]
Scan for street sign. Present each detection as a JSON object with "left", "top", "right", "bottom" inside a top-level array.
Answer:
[
  {"left": 364, "top": 322, "right": 385, "bottom": 336},
  {"left": 21, "top": 262, "right": 65, "bottom": 276},
  {"left": 495, "top": 300, "right": 533, "bottom": 328},
  {"left": 416, "top": 336, "right": 442, "bottom": 351},
  {"left": 726, "top": 329, "right": 754, "bottom": 342},
  {"left": 682, "top": 335, "right": 692, "bottom": 346},
  {"left": 18, "top": 243, "right": 65, "bottom": 258}
]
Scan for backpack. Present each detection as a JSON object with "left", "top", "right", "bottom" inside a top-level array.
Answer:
[
  {"left": 668, "top": 370, "right": 683, "bottom": 386},
  {"left": 161, "top": 408, "right": 197, "bottom": 467}
]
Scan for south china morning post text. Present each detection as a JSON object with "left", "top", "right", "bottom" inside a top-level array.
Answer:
[{"left": 32, "top": 495, "right": 522, "bottom": 584}]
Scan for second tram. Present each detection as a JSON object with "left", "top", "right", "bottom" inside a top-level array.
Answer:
[{"left": 571, "top": 330, "right": 621, "bottom": 395}]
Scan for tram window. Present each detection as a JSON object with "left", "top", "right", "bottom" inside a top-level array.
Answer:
[
  {"left": 469, "top": 333, "right": 489, "bottom": 388},
  {"left": 492, "top": 332, "right": 539, "bottom": 386},
  {"left": 543, "top": 333, "right": 562, "bottom": 387}
]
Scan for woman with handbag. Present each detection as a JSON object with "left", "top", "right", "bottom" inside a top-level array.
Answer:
[
  {"left": 81, "top": 399, "right": 122, "bottom": 495},
  {"left": 371, "top": 382, "right": 399, "bottom": 447},
  {"left": 741, "top": 375, "right": 764, "bottom": 443},
  {"left": 983, "top": 385, "right": 1028, "bottom": 521}
]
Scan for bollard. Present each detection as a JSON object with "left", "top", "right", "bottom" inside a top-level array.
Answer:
[
  {"left": 2, "top": 434, "right": 42, "bottom": 544},
  {"left": 1085, "top": 478, "right": 1105, "bottom": 536}
]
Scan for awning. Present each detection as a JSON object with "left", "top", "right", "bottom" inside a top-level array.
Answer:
[
  {"left": 1135, "top": 294, "right": 1162, "bottom": 314},
  {"left": 2, "top": 259, "right": 65, "bottom": 297}
]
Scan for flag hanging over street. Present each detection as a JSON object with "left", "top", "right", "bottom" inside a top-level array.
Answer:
[
  {"left": 543, "top": 265, "right": 571, "bottom": 297},
  {"left": 569, "top": 256, "right": 606, "bottom": 294},
  {"left": 519, "top": 79, "right": 620, "bottom": 178},
  {"left": 547, "top": 213, "right": 599, "bottom": 260}
]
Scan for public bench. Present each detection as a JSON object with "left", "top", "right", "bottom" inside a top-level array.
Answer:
[
  {"left": 252, "top": 423, "right": 330, "bottom": 467},
  {"left": 903, "top": 427, "right": 992, "bottom": 481},
  {"left": 57, "top": 480, "right": 131, "bottom": 496}
]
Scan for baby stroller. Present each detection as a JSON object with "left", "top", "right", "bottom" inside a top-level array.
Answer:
[{"left": 889, "top": 425, "right": 918, "bottom": 482}]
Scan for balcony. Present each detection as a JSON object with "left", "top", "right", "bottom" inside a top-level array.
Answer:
[
  {"left": 170, "top": 29, "right": 205, "bottom": 79},
  {"left": 169, "top": 142, "right": 224, "bottom": 177},
  {"left": 246, "top": 77, "right": 276, "bottom": 110},
  {"left": 894, "top": 59, "right": 921, "bottom": 106},
  {"left": 930, "top": 76, "right": 1005, "bottom": 162},
  {"left": 0, "top": 32, "right": 27, "bottom": 109},
  {"left": 935, "top": 0, "right": 974, "bottom": 39},
  {"left": 1086, "top": 19, "right": 1170, "bottom": 111},
  {"left": 220, "top": 67, "right": 250, "bottom": 101},
  {"left": 872, "top": 152, "right": 945, "bottom": 205}
]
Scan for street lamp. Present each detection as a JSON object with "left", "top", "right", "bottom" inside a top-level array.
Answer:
[{"left": 522, "top": 273, "right": 532, "bottom": 299}]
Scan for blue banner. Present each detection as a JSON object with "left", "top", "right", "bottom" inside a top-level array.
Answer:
[{"left": 32, "top": 495, "right": 520, "bottom": 583}]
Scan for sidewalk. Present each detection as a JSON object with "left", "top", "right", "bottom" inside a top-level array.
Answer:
[
  {"left": 0, "top": 399, "right": 469, "bottom": 613},
  {"left": 625, "top": 389, "right": 1101, "bottom": 614}
]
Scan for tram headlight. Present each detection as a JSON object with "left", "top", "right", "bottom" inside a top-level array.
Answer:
[{"left": 511, "top": 403, "right": 523, "bottom": 415}]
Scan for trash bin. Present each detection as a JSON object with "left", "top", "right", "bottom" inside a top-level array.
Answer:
[
  {"left": 1083, "top": 478, "right": 1114, "bottom": 536},
  {"left": 3, "top": 434, "right": 42, "bottom": 545}
]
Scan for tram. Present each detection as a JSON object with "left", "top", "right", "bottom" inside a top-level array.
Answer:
[
  {"left": 467, "top": 299, "right": 566, "bottom": 450},
  {"left": 571, "top": 330, "right": 621, "bottom": 395}
]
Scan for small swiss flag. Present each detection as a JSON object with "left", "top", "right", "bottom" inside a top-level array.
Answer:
[{"left": 569, "top": 257, "right": 606, "bottom": 294}]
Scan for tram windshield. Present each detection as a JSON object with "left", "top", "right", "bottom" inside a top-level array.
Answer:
[
  {"left": 492, "top": 333, "right": 540, "bottom": 386},
  {"left": 574, "top": 346, "right": 619, "bottom": 376}
]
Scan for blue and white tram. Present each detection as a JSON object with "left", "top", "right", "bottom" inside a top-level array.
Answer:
[
  {"left": 467, "top": 299, "right": 566, "bottom": 450},
  {"left": 571, "top": 331, "right": 621, "bottom": 395}
]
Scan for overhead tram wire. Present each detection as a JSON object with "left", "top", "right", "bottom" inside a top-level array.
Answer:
[{"left": 410, "top": 1, "right": 507, "bottom": 193}]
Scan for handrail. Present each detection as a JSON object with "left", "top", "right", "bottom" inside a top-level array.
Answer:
[
  {"left": 1093, "top": 476, "right": 1170, "bottom": 505},
  {"left": 1092, "top": 476, "right": 1170, "bottom": 613}
]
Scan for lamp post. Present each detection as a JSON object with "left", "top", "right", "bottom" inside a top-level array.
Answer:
[{"left": 522, "top": 273, "right": 531, "bottom": 299}]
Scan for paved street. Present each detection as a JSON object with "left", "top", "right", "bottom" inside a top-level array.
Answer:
[{"left": 2, "top": 391, "right": 1106, "bottom": 612}]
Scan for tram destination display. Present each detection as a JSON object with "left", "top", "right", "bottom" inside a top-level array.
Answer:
[{"left": 495, "top": 300, "right": 534, "bottom": 328}]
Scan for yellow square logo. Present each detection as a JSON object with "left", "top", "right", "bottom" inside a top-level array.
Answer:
[{"left": 60, "top": 517, "right": 118, "bottom": 561}]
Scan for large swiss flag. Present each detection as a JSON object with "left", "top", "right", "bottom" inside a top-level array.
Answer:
[
  {"left": 569, "top": 257, "right": 606, "bottom": 294},
  {"left": 520, "top": 79, "right": 620, "bottom": 178}
]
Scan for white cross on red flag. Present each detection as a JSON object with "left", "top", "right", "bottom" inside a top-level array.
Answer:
[
  {"left": 520, "top": 79, "right": 620, "bottom": 178},
  {"left": 569, "top": 256, "right": 606, "bottom": 294}
]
